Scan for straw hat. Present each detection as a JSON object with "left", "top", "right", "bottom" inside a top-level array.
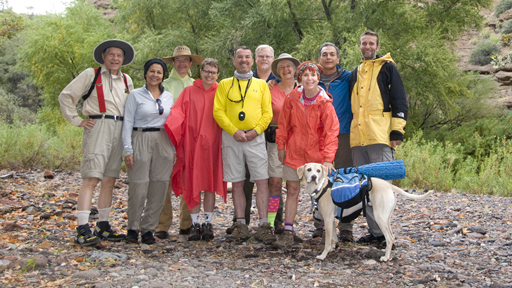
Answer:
[
  {"left": 161, "top": 46, "right": 203, "bottom": 65},
  {"left": 93, "top": 39, "right": 135, "bottom": 66},
  {"left": 271, "top": 53, "right": 300, "bottom": 79}
]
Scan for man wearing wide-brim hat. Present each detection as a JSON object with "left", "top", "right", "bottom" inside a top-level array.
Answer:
[
  {"left": 58, "top": 39, "right": 135, "bottom": 247},
  {"left": 154, "top": 46, "right": 203, "bottom": 240},
  {"left": 161, "top": 46, "right": 203, "bottom": 103}
]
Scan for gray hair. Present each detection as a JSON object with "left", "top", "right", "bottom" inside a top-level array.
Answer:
[
  {"left": 318, "top": 42, "right": 340, "bottom": 58},
  {"left": 255, "top": 44, "right": 274, "bottom": 57}
]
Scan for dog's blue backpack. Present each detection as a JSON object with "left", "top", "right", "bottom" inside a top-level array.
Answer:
[{"left": 329, "top": 171, "right": 371, "bottom": 222}]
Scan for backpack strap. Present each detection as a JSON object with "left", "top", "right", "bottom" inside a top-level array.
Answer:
[
  {"left": 122, "top": 73, "right": 130, "bottom": 94},
  {"left": 82, "top": 67, "right": 102, "bottom": 103}
]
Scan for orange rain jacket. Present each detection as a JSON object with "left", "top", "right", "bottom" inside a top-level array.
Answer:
[{"left": 276, "top": 86, "right": 339, "bottom": 170}]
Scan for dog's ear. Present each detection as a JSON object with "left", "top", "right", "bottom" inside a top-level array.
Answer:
[
  {"left": 321, "top": 165, "right": 329, "bottom": 178},
  {"left": 297, "top": 165, "right": 306, "bottom": 179}
]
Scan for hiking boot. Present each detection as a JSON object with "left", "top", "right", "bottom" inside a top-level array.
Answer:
[
  {"left": 273, "top": 231, "right": 295, "bottom": 249},
  {"left": 312, "top": 227, "right": 324, "bottom": 239},
  {"left": 154, "top": 231, "right": 168, "bottom": 240},
  {"left": 254, "top": 223, "right": 276, "bottom": 245},
  {"left": 225, "top": 222, "right": 250, "bottom": 242},
  {"left": 141, "top": 231, "right": 156, "bottom": 244},
  {"left": 74, "top": 224, "right": 101, "bottom": 247},
  {"left": 188, "top": 223, "right": 203, "bottom": 241},
  {"left": 93, "top": 221, "right": 126, "bottom": 242},
  {"left": 125, "top": 230, "right": 139, "bottom": 244},
  {"left": 357, "top": 234, "right": 386, "bottom": 247},
  {"left": 338, "top": 230, "right": 354, "bottom": 242},
  {"left": 274, "top": 223, "right": 285, "bottom": 235},
  {"left": 225, "top": 222, "right": 236, "bottom": 235},
  {"left": 202, "top": 223, "right": 214, "bottom": 241},
  {"left": 179, "top": 227, "right": 191, "bottom": 235}
]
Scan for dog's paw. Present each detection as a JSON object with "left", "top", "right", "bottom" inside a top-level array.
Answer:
[
  {"left": 379, "top": 256, "right": 392, "bottom": 262},
  {"left": 316, "top": 254, "right": 327, "bottom": 260}
]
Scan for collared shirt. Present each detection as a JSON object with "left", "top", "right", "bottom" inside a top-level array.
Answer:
[
  {"left": 58, "top": 65, "right": 134, "bottom": 126},
  {"left": 213, "top": 77, "right": 272, "bottom": 135},
  {"left": 253, "top": 68, "right": 281, "bottom": 83},
  {"left": 121, "top": 85, "right": 174, "bottom": 156},
  {"left": 162, "top": 69, "right": 194, "bottom": 103}
]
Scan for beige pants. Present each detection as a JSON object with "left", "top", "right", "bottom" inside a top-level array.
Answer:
[
  {"left": 126, "top": 130, "right": 174, "bottom": 233},
  {"left": 155, "top": 190, "right": 192, "bottom": 232},
  {"left": 81, "top": 118, "right": 124, "bottom": 179}
]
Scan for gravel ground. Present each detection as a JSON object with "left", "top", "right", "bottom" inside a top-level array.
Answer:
[{"left": 1, "top": 169, "right": 511, "bottom": 287}]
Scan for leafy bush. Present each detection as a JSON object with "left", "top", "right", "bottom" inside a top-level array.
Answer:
[
  {"left": 501, "top": 33, "right": 512, "bottom": 46},
  {"left": 469, "top": 39, "right": 499, "bottom": 65},
  {"left": 496, "top": 0, "right": 512, "bottom": 17},
  {"left": 0, "top": 120, "right": 82, "bottom": 170},
  {"left": 502, "top": 19, "right": 512, "bottom": 35}
]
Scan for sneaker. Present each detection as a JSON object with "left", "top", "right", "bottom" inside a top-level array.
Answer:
[
  {"left": 338, "top": 230, "right": 354, "bottom": 242},
  {"left": 125, "top": 230, "right": 139, "bottom": 244},
  {"left": 74, "top": 224, "right": 101, "bottom": 247},
  {"left": 202, "top": 223, "right": 214, "bottom": 241},
  {"left": 141, "top": 231, "right": 156, "bottom": 244},
  {"left": 312, "top": 227, "right": 324, "bottom": 239},
  {"left": 225, "top": 222, "right": 250, "bottom": 242},
  {"left": 188, "top": 223, "right": 203, "bottom": 241},
  {"left": 254, "top": 223, "right": 276, "bottom": 245},
  {"left": 274, "top": 224, "right": 285, "bottom": 235},
  {"left": 179, "top": 227, "right": 191, "bottom": 235},
  {"left": 357, "top": 234, "right": 386, "bottom": 247},
  {"left": 154, "top": 231, "right": 168, "bottom": 240},
  {"left": 225, "top": 222, "right": 236, "bottom": 235},
  {"left": 273, "top": 230, "right": 295, "bottom": 249},
  {"left": 94, "top": 221, "right": 126, "bottom": 242}
]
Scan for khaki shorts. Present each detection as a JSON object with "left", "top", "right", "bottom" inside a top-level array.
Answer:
[
  {"left": 221, "top": 130, "right": 269, "bottom": 182},
  {"left": 266, "top": 142, "right": 283, "bottom": 178},
  {"left": 127, "top": 130, "right": 174, "bottom": 182},
  {"left": 81, "top": 119, "right": 124, "bottom": 179},
  {"left": 282, "top": 164, "right": 300, "bottom": 181}
]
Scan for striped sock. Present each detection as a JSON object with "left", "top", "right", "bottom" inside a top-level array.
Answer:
[
  {"left": 267, "top": 195, "right": 280, "bottom": 227},
  {"left": 285, "top": 221, "right": 293, "bottom": 232}
]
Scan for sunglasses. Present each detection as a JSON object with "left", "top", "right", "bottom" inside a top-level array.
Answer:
[{"left": 156, "top": 99, "right": 164, "bottom": 115}]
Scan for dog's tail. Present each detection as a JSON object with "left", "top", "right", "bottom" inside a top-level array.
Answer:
[{"left": 391, "top": 185, "right": 433, "bottom": 200}]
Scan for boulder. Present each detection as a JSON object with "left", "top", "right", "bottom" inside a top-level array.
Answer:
[
  {"left": 495, "top": 71, "right": 512, "bottom": 84},
  {"left": 500, "top": 9, "right": 512, "bottom": 22}
]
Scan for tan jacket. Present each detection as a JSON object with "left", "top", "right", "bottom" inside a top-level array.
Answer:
[{"left": 58, "top": 65, "right": 134, "bottom": 126}]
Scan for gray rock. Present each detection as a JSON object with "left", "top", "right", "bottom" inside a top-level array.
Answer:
[
  {"left": 0, "top": 260, "right": 11, "bottom": 266},
  {"left": 118, "top": 269, "right": 135, "bottom": 276},
  {"left": 6, "top": 244, "right": 18, "bottom": 250},
  {"left": 72, "top": 269, "right": 101, "bottom": 279},
  {"left": 90, "top": 251, "right": 128, "bottom": 262}
]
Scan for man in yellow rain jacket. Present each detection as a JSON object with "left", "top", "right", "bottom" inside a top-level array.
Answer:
[{"left": 348, "top": 30, "right": 408, "bottom": 246}]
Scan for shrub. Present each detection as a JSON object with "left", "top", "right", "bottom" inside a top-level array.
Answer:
[
  {"left": 469, "top": 39, "right": 499, "bottom": 65},
  {"left": 496, "top": 0, "right": 512, "bottom": 17},
  {"left": 501, "top": 33, "right": 512, "bottom": 46},
  {"left": 502, "top": 19, "right": 512, "bottom": 35}
]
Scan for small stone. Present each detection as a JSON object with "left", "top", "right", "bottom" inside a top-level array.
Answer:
[
  {"left": 40, "top": 213, "right": 52, "bottom": 220},
  {"left": 27, "top": 215, "right": 34, "bottom": 221},
  {"left": 467, "top": 232, "right": 485, "bottom": 239},
  {"left": 34, "top": 255, "right": 48, "bottom": 269},
  {"left": 72, "top": 269, "right": 101, "bottom": 279},
  {"left": 43, "top": 171, "right": 55, "bottom": 179},
  {"left": 0, "top": 260, "right": 11, "bottom": 266},
  {"left": 429, "top": 240, "right": 446, "bottom": 247},
  {"left": 0, "top": 173, "right": 14, "bottom": 179},
  {"left": 108, "top": 272, "right": 119, "bottom": 277},
  {"left": 467, "top": 226, "right": 486, "bottom": 235},
  {"left": 7, "top": 244, "right": 18, "bottom": 250},
  {"left": 428, "top": 253, "right": 444, "bottom": 260},
  {"left": 64, "top": 198, "right": 77, "bottom": 205}
]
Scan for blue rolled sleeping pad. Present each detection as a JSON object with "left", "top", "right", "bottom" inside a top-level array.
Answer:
[{"left": 329, "top": 160, "right": 406, "bottom": 180}]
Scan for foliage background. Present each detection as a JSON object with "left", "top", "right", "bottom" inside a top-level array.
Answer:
[{"left": 1, "top": 0, "right": 511, "bottom": 196}]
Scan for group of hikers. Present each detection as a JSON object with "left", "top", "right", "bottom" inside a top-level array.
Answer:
[{"left": 58, "top": 30, "right": 408, "bottom": 249}]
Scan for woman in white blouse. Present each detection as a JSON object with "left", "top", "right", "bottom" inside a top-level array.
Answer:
[{"left": 122, "top": 58, "right": 176, "bottom": 244}]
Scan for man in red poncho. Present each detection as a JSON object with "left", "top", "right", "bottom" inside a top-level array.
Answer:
[{"left": 164, "top": 58, "right": 227, "bottom": 241}]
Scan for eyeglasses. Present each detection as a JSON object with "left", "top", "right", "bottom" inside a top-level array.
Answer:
[
  {"left": 202, "top": 69, "right": 218, "bottom": 75},
  {"left": 156, "top": 99, "right": 164, "bottom": 115}
]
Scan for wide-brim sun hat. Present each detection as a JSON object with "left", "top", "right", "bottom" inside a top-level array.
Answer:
[
  {"left": 161, "top": 46, "right": 203, "bottom": 65},
  {"left": 271, "top": 53, "right": 301, "bottom": 80},
  {"left": 93, "top": 39, "right": 135, "bottom": 66}
]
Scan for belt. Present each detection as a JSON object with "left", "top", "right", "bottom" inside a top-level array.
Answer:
[
  {"left": 88, "top": 115, "right": 124, "bottom": 121},
  {"left": 133, "top": 128, "right": 163, "bottom": 132}
]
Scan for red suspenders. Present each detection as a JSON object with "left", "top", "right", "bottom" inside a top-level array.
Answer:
[{"left": 83, "top": 67, "right": 130, "bottom": 113}]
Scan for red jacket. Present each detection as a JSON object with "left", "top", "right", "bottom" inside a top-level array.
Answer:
[{"left": 276, "top": 86, "right": 339, "bottom": 169}]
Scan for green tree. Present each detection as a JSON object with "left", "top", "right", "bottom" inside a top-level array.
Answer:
[{"left": 19, "top": 0, "right": 119, "bottom": 126}]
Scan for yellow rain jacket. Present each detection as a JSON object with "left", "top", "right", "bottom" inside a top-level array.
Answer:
[{"left": 348, "top": 53, "right": 408, "bottom": 148}]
